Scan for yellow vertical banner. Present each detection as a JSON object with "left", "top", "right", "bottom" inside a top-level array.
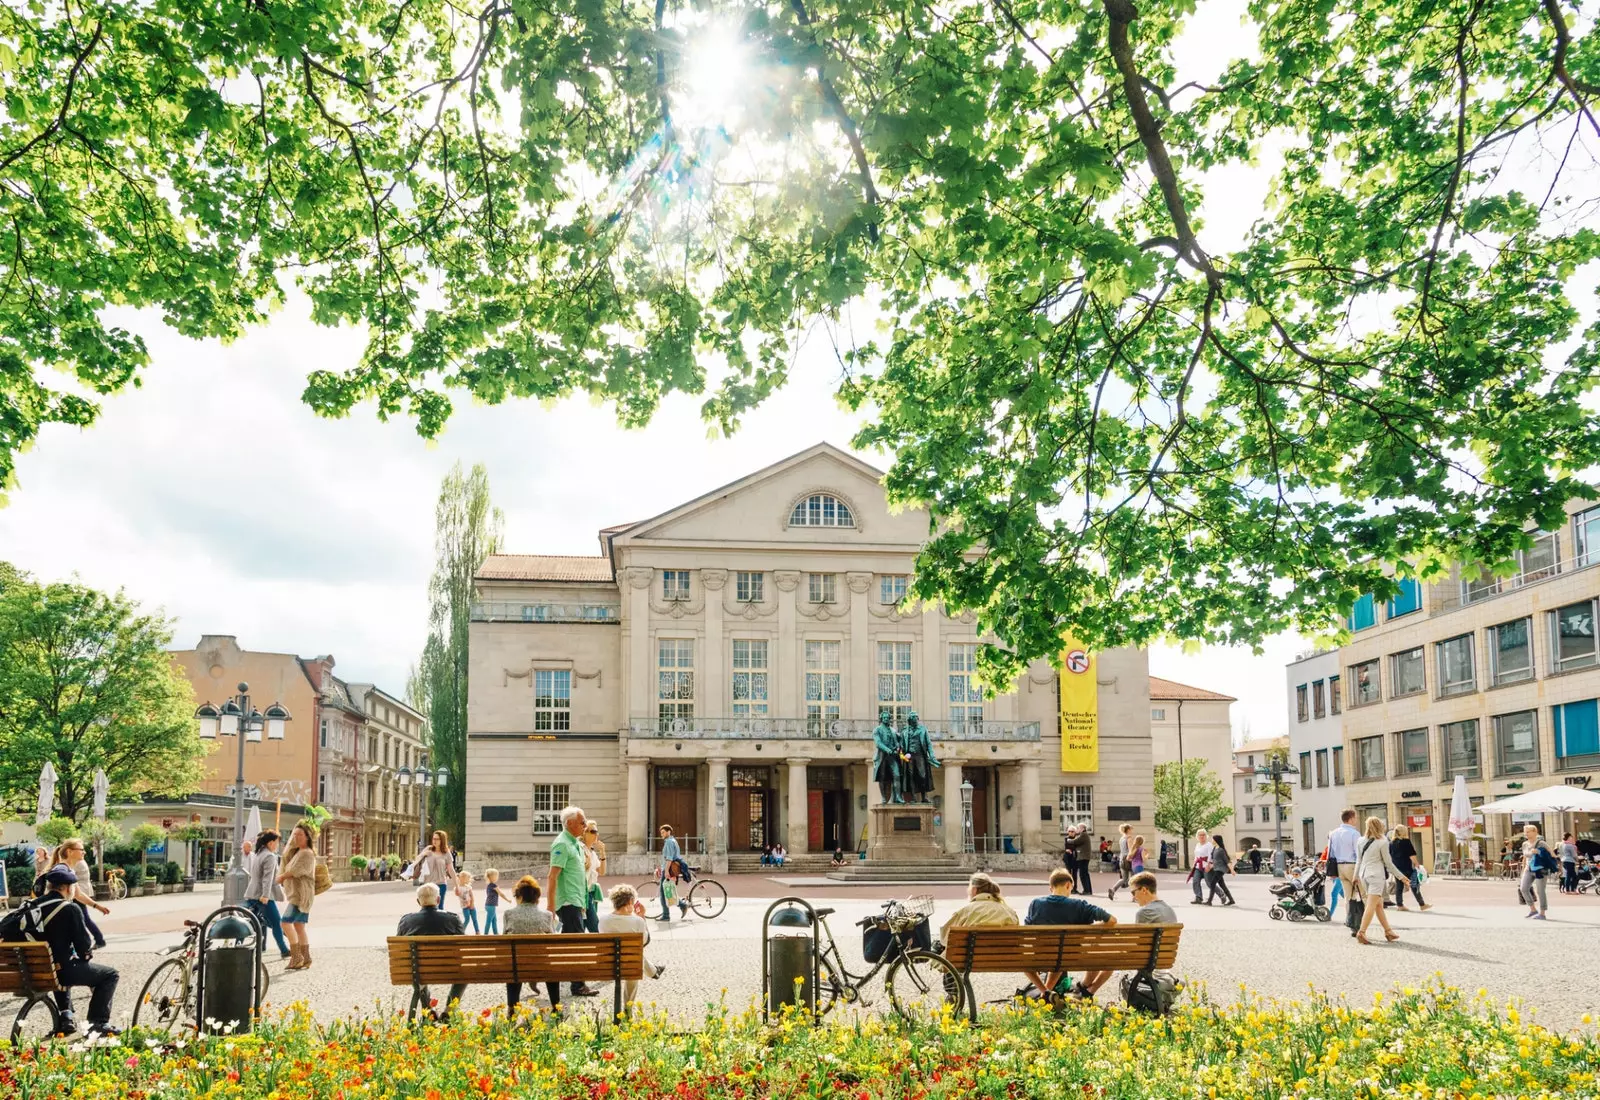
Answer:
[{"left": 1059, "top": 637, "right": 1098, "bottom": 772}]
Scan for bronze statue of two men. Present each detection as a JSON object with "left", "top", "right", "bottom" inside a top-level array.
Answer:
[{"left": 872, "top": 711, "right": 941, "bottom": 804}]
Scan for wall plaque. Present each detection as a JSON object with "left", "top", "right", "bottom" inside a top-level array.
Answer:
[{"left": 892, "top": 816, "right": 923, "bottom": 832}]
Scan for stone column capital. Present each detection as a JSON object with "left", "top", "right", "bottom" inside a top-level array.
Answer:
[
  {"left": 846, "top": 571, "right": 873, "bottom": 594},
  {"left": 786, "top": 757, "right": 812, "bottom": 767},
  {"left": 706, "top": 756, "right": 732, "bottom": 766},
  {"left": 701, "top": 568, "right": 729, "bottom": 591},
  {"left": 773, "top": 570, "right": 801, "bottom": 592},
  {"left": 623, "top": 566, "right": 655, "bottom": 590}
]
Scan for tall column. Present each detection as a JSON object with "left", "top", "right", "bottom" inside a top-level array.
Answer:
[
  {"left": 775, "top": 572, "right": 801, "bottom": 717},
  {"left": 626, "top": 758, "right": 649, "bottom": 855},
  {"left": 702, "top": 570, "right": 727, "bottom": 717},
  {"left": 943, "top": 761, "right": 965, "bottom": 853},
  {"left": 787, "top": 758, "right": 811, "bottom": 853},
  {"left": 707, "top": 757, "right": 730, "bottom": 874},
  {"left": 625, "top": 567, "right": 654, "bottom": 721},
  {"left": 922, "top": 608, "right": 942, "bottom": 722},
  {"left": 1019, "top": 760, "right": 1043, "bottom": 855}
]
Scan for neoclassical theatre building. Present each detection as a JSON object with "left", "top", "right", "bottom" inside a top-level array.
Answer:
[{"left": 465, "top": 444, "right": 1155, "bottom": 873}]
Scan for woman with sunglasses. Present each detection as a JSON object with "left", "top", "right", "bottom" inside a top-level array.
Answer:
[{"left": 49, "top": 838, "right": 110, "bottom": 948}]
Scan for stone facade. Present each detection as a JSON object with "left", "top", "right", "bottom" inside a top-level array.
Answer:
[{"left": 465, "top": 444, "right": 1156, "bottom": 874}]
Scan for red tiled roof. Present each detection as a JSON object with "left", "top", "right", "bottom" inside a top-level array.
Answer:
[
  {"left": 1148, "top": 676, "right": 1236, "bottom": 702},
  {"left": 476, "top": 555, "right": 615, "bottom": 583}
]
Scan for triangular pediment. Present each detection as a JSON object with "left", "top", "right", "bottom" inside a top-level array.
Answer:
[{"left": 609, "top": 443, "right": 928, "bottom": 547}]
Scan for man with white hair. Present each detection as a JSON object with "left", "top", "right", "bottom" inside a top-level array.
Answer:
[
  {"left": 546, "top": 805, "right": 601, "bottom": 998},
  {"left": 397, "top": 883, "right": 467, "bottom": 1018}
]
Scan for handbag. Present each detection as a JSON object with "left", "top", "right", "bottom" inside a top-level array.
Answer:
[{"left": 313, "top": 858, "right": 332, "bottom": 896}]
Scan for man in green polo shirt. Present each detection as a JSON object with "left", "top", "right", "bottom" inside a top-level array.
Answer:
[{"left": 547, "top": 805, "right": 601, "bottom": 997}]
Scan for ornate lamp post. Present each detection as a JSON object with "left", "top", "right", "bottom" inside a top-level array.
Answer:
[
  {"left": 1253, "top": 755, "right": 1300, "bottom": 878},
  {"left": 960, "top": 778, "right": 975, "bottom": 854},
  {"left": 196, "top": 683, "right": 291, "bottom": 904},
  {"left": 396, "top": 754, "right": 449, "bottom": 854}
]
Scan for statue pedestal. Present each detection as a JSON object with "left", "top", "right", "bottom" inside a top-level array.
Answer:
[{"left": 868, "top": 804, "right": 940, "bottom": 860}]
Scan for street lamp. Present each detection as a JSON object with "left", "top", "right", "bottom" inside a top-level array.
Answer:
[
  {"left": 397, "top": 754, "right": 449, "bottom": 854},
  {"left": 960, "top": 778, "right": 975, "bottom": 854},
  {"left": 1253, "top": 755, "right": 1300, "bottom": 878},
  {"left": 196, "top": 683, "right": 291, "bottom": 904}
]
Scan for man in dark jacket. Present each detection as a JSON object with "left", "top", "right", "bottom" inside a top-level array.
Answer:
[
  {"left": 397, "top": 883, "right": 467, "bottom": 1018},
  {"left": 27, "top": 865, "right": 119, "bottom": 1037}
]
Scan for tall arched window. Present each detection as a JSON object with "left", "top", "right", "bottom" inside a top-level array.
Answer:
[{"left": 789, "top": 493, "right": 855, "bottom": 527}]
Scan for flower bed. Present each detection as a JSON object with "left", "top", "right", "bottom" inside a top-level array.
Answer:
[{"left": 2, "top": 982, "right": 1595, "bottom": 1100}]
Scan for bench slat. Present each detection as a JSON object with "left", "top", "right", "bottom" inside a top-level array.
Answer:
[
  {"left": 946, "top": 924, "right": 1182, "bottom": 974},
  {"left": 385, "top": 934, "right": 646, "bottom": 985},
  {"left": 0, "top": 943, "right": 61, "bottom": 995}
]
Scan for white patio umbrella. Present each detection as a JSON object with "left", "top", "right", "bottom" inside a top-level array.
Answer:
[
  {"left": 92, "top": 768, "right": 109, "bottom": 820},
  {"left": 1446, "top": 774, "right": 1477, "bottom": 843},
  {"left": 1478, "top": 785, "right": 1600, "bottom": 814},
  {"left": 245, "top": 805, "right": 264, "bottom": 843},
  {"left": 35, "top": 761, "right": 57, "bottom": 825}
]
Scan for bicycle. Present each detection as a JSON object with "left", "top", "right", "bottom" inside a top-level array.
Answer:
[
  {"left": 809, "top": 896, "right": 966, "bottom": 1020},
  {"left": 132, "top": 919, "right": 270, "bottom": 1034},
  {"left": 102, "top": 868, "right": 127, "bottom": 902},
  {"left": 635, "top": 868, "right": 729, "bottom": 920}
]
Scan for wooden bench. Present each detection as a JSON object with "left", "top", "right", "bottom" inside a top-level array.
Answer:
[
  {"left": 386, "top": 933, "right": 645, "bottom": 1023},
  {"left": 1, "top": 942, "right": 63, "bottom": 1042},
  {"left": 945, "top": 924, "right": 1182, "bottom": 1019}
]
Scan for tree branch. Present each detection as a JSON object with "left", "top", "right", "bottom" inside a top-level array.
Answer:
[
  {"left": 1541, "top": 0, "right": 1600, "bottom": 135},
  {"left": 790, "top": 0, "right": 881, "bottom": 242},
  {"left": 0, "top": 21, "right": 104, "bottom": 174}
]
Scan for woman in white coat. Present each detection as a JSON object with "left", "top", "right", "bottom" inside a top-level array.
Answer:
[{"left": 1353, "top": 816, "right": 1402, "bottom": 945}]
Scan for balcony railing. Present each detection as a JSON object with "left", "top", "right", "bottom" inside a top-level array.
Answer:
[
  {"left": 472, "top": 601, "right": 620, "bottom": 623},
  {"left": 627, "top": 717, "right": 1041, "bottom": 741}
]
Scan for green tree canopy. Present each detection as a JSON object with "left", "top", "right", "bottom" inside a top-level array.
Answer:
[
  {"left": 0, "top": 565, "right": 204, "bottom": 822},
  {"left": 4, "top": 1, "right": 1598, "bottom": 674},
  {"left": 1152, "top": 758, "right": 1234, "bottom": 865}
]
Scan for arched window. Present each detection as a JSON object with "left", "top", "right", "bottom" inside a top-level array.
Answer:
[{"left": 789, "top": 493, "right": 855, "bottom": 527}]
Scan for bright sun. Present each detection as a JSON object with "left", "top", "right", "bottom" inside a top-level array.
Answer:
[{"left": 676, "top": 18, "right": 754, "bottom": 131}]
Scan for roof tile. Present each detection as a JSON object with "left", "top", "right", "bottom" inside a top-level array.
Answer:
[
  {"left": 1148, "top": 675, "right": 1237, "bottom": 702},
  {"left": 477, "top": 554, "right": 615, "bottom": 583}
]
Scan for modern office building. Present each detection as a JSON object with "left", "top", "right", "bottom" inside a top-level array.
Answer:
[
  {"left": 1335, "top": 498, "right": 1600, "bottom": 868},
  {"left": 1286, "top": 648, "right": 1347, "bottom": 858}
]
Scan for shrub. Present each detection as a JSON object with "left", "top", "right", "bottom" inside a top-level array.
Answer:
[
  {"left": 349, "top": 855, "right": 368, "bottom": 870},
  {"left": 120, "top": 863, "right": 143, "bottom": 889},
  {"left": 6, "top": 865, "right": 36, "bottom": 898},
  {"left": 34, "top": 816, "right": 78, "bottom": 848},
  {"left": 160, "top": 860, "right": 183, "bottom": 885},
  {"left": 384, "top": 853, "right": 402, "bottom": 868},
  {"left": 102, "top": 842, "right": 143, "bottom": 867}
]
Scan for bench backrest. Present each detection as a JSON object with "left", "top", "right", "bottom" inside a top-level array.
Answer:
[
  {"left": 946, "top": 923, "right": 1181, "bottom": 974},
  {"left": 0, "top": 942, "right": 60, "bottom": 995},
  {"left": 385, "top": 933, "right": 645, "bottom": 986}
]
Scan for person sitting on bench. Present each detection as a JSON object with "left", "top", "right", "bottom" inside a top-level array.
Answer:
[
  {"left": 397, "top": 883, "right": 466, "bottom": 1020},
  {"left": 30, "top": 865, "right": 120, "bottom": 1038},
  {"left": 1023, "top": 867, "right": 1118, "bottom": 1001}
]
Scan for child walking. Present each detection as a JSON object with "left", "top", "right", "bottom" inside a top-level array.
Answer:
[
  {"left": 456, "top": 871, "right": 480, "bottom": 933},
  {"left": 483, "top": 868, "right": 502, "bottom": 934}
]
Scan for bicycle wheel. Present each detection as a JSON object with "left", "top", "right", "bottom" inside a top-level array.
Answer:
[
  {"left": 885, "top": 950, "right": 966, "bottom": 1021},
  {"left": 815, "top": 955, "right": 845, "bottom": 1015},
  {"left": 636, "top": 882, "right": 664, "bottom": 918},
  {"left": 258, "top": 958, "right": 271, "bottom": 1003},
  {"left": 10, "top": 995, "right": 64, "bottom": 1045},
  {"left": 109, "top": 877, "right": 127, "bottom": 901},
  {"left": 688, "top": 879, "right": 727, "bottom": 919},
  {"left": 133, "top": 957, "right": 190, "bottom": 1034}
]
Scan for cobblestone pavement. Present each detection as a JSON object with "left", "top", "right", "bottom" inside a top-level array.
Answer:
[{"left": 40, "top": 871, "right": 1600, "bottom": 1032}]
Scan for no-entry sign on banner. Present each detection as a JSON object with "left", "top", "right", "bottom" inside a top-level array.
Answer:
[{"left": 1059, "top": 638, "right": 1098, "bottom": 772}]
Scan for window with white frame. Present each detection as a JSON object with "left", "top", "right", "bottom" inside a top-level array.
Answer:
[
  {"left": 1354, "top": 735, "right": 1385, "bottom": 781},
  {"left": 735, "top": 571, "right": 764, "bottom": 602},
  {"left": 877, "top": 641, "right": 913, "bottom": 726},
  {"left": 805, "top": 640, "right": 841, "bottom": 734},
  {"left": 1436, "top": 634, "right": 1476, "bottom": 696},
  {"left": 948, "top": 644, "right": 983, "bottom": 730},
  {"left": 662, "top": 570, "right": 691, "bottom": 601},
  {"left": 320, "top": 718, "right": 328, "bottom": 747},
  {"left": 657, "top": 639, "right": 695, "bottom": 727},
  {"left": 879, "top": 574, "right": 909, "bottom": 604},
  {"left": 1574, "top": 506, "right": 1600, "bottom": 567},
  {"left": 1244, "top": 805, "right": 1254, "bottom": 823},
  {"left": 808, "top": 573, "right": 837, "bottom": 604},
  {"left": 732, "top": 640, "right": 770, "bottom": 716},
  {"left": 534, "top": 669, "right": 571, "bottom": 732},
  {"left": 532, "top": 783, "right": 570, "bottom": 834},
  {"left": 1550, "top": 599, "right": 1598, "bottom": 673},
  {"left": 318, "top": 775, "right": 326, "bottom": 803},
  {"left": 790, "top": 494, "right": 855, "bottom": 527},
  {"left": 1351, "top": 659, "right": 1380, "bottom": 705},
  {"left": 1516, "top": 531, "right": 1560, "bottom": 584},
  {"left": 1488, "top": 618, "right": 1533, "bottom": 686},
  {"left": 1059, "top": 786, "right": 1093, "bottom": 818},
  {"left": 1462, "top": 570, "right": 1501, "bottom": 603},
  {"left": 1151, "top": 707, "right": 1166, "bottom": 720},
  {"left": 1390, "top": 647, "right": 1425, "bottom": 697}
]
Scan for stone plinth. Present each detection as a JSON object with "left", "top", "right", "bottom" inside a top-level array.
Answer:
[{"left": 867, "top": 803, "right": 940, "bottom": 860}]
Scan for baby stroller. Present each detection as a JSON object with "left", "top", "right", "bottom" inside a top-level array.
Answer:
[{"left": 1268, "top": 864, "right": 1331, "bottom": 922}]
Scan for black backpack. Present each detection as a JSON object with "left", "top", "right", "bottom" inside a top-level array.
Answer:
[{"left": 0, "top": 896, "right": 68, "bottom": 943}]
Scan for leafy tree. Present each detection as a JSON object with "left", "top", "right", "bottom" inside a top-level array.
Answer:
[
  {"left": 1152, "top": 759, "right": 1234, "bottom": 867},
  {"left": 4, "top": 2, "right": 1598, "bottom": 672},
  {"left": 0, "top": 566, "right": 204, "bottom": 821},
  {"left": 409, "top": 464, "right": 502, "bottom": 846},
  {"left": 35, "top": 816, "right": 76, "bottom": 849},
  {"left": 128, "top": 822, "right": 167, "bottom": 873}
]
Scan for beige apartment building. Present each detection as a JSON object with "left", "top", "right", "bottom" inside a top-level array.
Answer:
[
  {"left": 1149, "top": 678, "right": 1236, "bottom": 856},
  {"left": 348, "top": 684, "right": 429, "bottom": 860},
  {"left": 1338, "top": 499, "right": 1600, "bottom": 870},
  {"left": 464, "top": 444, "right": 1157, "bottom": 873},
  {"left": 1230, "top": 737, "right": 1293, "bottom": 855}
]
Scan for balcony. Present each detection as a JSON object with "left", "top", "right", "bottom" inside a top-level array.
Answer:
[
  {"left": 626, "top": 717, "right": 1041, "bottom": 741},
  {"left": 471, "top": 601, "right": 620, "bottom": 623}
]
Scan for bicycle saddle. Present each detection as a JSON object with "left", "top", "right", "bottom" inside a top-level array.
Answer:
[{"left": 812, "top": 907, "right": 835, "bottom": 919}]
